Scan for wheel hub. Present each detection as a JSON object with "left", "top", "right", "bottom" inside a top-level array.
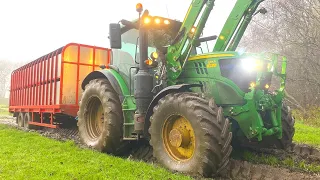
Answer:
[
  {"left": 169, "top": 128, "right": 191, "bottom": 148},
  {"left": 163, "top": 115, "right": 195, "bottom": 160}
]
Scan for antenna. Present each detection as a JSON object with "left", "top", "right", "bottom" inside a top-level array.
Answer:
[{"left": 165, "top": 4, "right": 170, "bottom": 18}]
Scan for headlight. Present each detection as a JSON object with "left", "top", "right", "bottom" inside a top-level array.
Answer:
[
  {"left": 150, "top": 52, "right": 159, "bottom": 60},
  {"left": 144, "top": 17, "right": 151, "bottom": 24},
  {"left": 241, "top": 57, "right": 261, "bottom": 72}
]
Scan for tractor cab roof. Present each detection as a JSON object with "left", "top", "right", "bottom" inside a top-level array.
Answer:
[
  {"left": 120, "top": 17, "right": 182, "bottom": 36},
  {"left": 119, "top": 17, "right": 183, "bottom": 50}
]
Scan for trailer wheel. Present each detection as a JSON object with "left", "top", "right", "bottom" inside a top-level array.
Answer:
[
  {"left": 23, "top": 113, "right": 30, "bottom": 128},
  {"left": 149, "top": 93, "right": 232, "bottom": 177},
  {"left": 24, "top": 113, "right": 40, "bottom": 130},
  {"left": 77, "top": 79, "right": 124, "bottom": 153},
  {"left": 17, "top": 113, "right": 24, "bottom": 127}
]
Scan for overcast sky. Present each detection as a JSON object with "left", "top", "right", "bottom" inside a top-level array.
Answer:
[{"left": 0, "top": 0, "right": 236, "bottom": 63}]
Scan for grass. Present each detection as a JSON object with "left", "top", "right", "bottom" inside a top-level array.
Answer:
[
  {"left": 0, "top": 105, "right": 11, "bottom": 116},
  {"left": 0, "top": 124, "right": 191, "bottom": 180},
  {"left": 239, "top": 150, "right": 320, "bottom": 173},
  {"left": 292, "top": 107, "right": 320, "bottom": 148},
  {"left": 293, "top": 106, "right": 320, "bottom": 128},
  {"left": 293, "top": 122, "right": 320, "bottom": 148}
]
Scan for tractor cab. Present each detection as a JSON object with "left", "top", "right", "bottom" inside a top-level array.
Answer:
[{"left": 108, "top": 14, "right": 186, "bottom": 91}]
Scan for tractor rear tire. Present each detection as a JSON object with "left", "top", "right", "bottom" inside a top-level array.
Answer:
[
  {"left": 149, "top": 92, "right": 233, "bottom": 177},
  {"left": 77, "top": 79, "right": 124, "bottom": 153},
  {"left": 17, "top": 112, "right": 24, "bottom": 127}
]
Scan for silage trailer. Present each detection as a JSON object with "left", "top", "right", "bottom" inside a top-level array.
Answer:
[{"left": 9, "top": 43, "right": 111, "bottom": 128}]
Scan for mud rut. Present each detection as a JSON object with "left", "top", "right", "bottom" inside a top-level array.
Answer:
[{"left": 1, "top": 117, "right": 320, "bottom": 180}]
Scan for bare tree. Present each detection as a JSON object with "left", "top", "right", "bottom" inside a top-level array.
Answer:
[
  {"left": 0, "top": 60, "right": 24, "bottom": 99},
  {"left": 239, "top": 0, "right": 320, "bottom": 107}
]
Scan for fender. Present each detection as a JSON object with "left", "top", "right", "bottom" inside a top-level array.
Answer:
[
  {"left": 144, "top": 84, "right": 203, "bottom": 138},
  {"left": 81, "top": 69, "right": 130, "bottom": 102}
]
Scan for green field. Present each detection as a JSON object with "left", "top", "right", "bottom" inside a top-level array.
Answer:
[
  {"left": 293, "top": 107, "right": 320, "bottom": 147},
  {"left": 293, "top": 122, "right": 320, "bottom": 148},
  {"left": 0, "top": 124, "right": 190, "bottom": 180},
  {"left": 0, "top": 107, "right": 319, "bottom": 179},
  {"left": 0, "top": 105, "right": 10, "bottom": 116}
]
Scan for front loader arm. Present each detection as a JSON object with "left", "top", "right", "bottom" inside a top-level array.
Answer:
[
  {"left": 166, "top": 0, "right": 216, "bottom": 84},
  {"left": 213, "top": 0, "right": 265, "bottom": 52}
]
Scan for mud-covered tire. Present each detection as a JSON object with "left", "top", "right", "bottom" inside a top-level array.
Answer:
[
  {"left": 277, "top": 105, "right": 295, "bottom": 149},
  {"left": 17, "top": 112, "right": 24, "bottom": 127},
  {"left": 23, "top": 113, "right": 41, "bottom": 130},
  {"left": 23, "top": 113, "right": 31, "bottom": 129},
  {"left": 149, "top": 92, "right": 233, "bottom": 177},
  {"left": 77, "top": 78, "right": 124, "bottom": 153}
]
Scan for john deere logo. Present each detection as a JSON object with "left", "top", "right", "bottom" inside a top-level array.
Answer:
[{"left": 207, "top": 60, "right": 217, "bottom": 68}]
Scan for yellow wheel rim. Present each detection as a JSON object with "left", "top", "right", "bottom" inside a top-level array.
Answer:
[
  {"left": 162, "top": 115, "right": 196, "bottom": 161},
  {"left": 85, "top": 96, "right": 104, "bottom": 140}
]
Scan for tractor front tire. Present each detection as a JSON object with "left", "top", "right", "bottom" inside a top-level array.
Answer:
[
  {"left": 149, "top": 93, "right": 232, "bottom": 177},
  {"left": 277, "top": 105, "right": 295, "bottom": 149},
  {"left": 77, "top": 79, "right": 124, "bottom": 153}
]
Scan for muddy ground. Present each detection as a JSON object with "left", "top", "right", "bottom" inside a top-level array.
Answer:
[{"left": 1, "top": 117, "right": 320, "bottom": 180}]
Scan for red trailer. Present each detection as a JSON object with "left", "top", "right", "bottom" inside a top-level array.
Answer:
[{"left": 9, "top": 43, "right": 111, "bottom": 128}]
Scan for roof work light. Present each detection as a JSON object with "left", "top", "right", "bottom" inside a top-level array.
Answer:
[{"left": 136, "top": 3, "right": 143, "bottom": 13}]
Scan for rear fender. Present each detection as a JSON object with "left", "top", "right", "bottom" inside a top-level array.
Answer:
[{"left": 81, "top": 69, "right": 129, "bottom": 102}]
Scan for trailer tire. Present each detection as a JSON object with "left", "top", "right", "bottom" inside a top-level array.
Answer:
[
  {"left": 17, "top": 113, "right": 24, "bottom": 127},
  {"left": 24, "top": 113, "right": 41, "bottom": 130},
  {"left": 77, "top": 78, "right": 124, "bottom": 153},
  {"left": 23, "top": 113, "right": 30, "bottom": 129},
  {"left": 149, "top": 93, "right": 232, "bottom": 177}
]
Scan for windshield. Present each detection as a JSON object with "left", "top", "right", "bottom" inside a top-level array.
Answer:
[
  {"left": 121, "top": 29, "right": 157, "bottom": 61},
  {"left": 120, "top": 18, "right": 183, "bottom": 60}
]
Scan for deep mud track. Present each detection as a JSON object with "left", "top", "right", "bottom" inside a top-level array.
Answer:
[{"left": 1, "top": 117, "right": 320, "bottom": 180}]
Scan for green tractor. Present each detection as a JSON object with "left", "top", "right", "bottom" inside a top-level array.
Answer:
[{"left": 77, "top": 0, "right": 294, "bottom": 177}]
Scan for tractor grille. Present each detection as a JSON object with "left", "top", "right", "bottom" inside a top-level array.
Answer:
[
  {"left": 194, "top": 62, "right": 208, "bottom": 74},
  {"left": 219, "top": 58, "right": 258, "bottom": 92}
]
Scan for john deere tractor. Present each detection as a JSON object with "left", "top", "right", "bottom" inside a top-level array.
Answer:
[{"left": 77, "top": 0, "right": 294, "bottom": 177}]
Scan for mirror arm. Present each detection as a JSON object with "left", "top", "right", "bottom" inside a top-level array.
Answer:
[
  {"left": 120, "top": 19, "right": 139, "bottom": 30},
  {"left": 195, "top": 35, "right": 217, "bottom": 47}
]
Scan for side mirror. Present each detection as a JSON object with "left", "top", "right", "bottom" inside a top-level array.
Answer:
[{"left": 109, "top": 23, "right": 122, "bottom": 49}]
